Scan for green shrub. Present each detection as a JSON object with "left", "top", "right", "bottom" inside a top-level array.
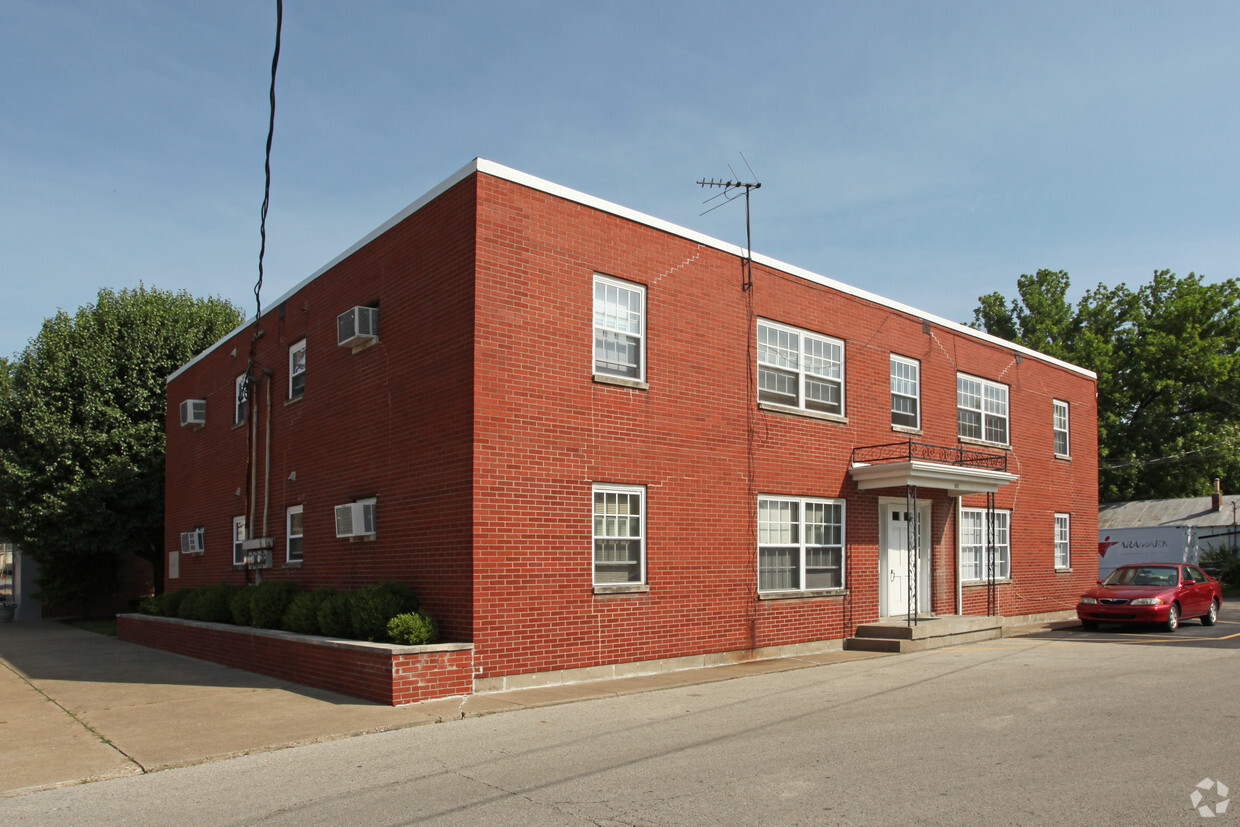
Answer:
[
  {"left": 1203, "top": 545, "right": 1240, "bottom": 590},
  {"left": 249, "top": 579, "right": 301, "bottom": 629},
  {"left": 194, "top": 583, "right": 239, "bottom": 624},
  {"left": 349, "top": 581, "right": 420, "bottom": 642},
  {"left": 387, "top": 610, "right": 438, "bottom": 646},
  {"left": 176, "top": 589, "right": 201, "bottom": 619},
  {"left": 162, "top": 588, "right": 191, "bottom": 618},
  {"left": 282, "top": 587, "right": 336, "bottom": 635},
  {"left": 135, "top": 595, "right": 163, "bottom": 615},
  {"left": 229, "top": 587, "right": 253, "bottom": 627},
  {"left": 316, "top": 592, "right": 353, "bottom": 638}
]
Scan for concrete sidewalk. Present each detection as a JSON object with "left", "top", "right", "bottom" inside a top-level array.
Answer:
[{"left": 0, "top": 621, "right": 890, "bottom": 798}]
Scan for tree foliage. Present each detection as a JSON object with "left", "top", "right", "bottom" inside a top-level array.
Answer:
[
  {"left": 0, "top": 286, "right": 243, "bottom": 608},
  {"left": 973, "top": 269, "right": 1240, "bottom": 502}
]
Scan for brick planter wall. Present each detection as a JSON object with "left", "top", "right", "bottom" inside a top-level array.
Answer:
[{"left": 118, "top": 614, "right": 474, "bottom": 706}]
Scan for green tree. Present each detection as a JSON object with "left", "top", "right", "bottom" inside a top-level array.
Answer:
[
  {"left": 973, "top": 269, "right": 1240, "bottom": 502},
  {"left": 0, "top": 286, "right": 243, "bottom": 609}
]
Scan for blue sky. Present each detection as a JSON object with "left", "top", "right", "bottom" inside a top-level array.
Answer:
[{"left": 3, "top": 1, "right": 1238, "bottom": 361}]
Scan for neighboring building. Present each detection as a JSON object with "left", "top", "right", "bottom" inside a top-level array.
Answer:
[
  {"left": 0, "top": 539, "right": 43, "bottom": 622},
  {"left": 163, "top": 159, "right": 1098, "bottom": 689},
  {"left": 1098, "top": 479, "right": 1238, "bottom": 577},
  {"left": 0, "top": 540, "right": 12, "bottom": 603}
]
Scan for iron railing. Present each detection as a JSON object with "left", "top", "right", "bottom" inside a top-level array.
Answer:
[{"left": 850, "top": 439, "right": 1007, "bottom": 472}]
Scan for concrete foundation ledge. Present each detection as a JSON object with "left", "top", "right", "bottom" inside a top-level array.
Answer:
[
  {"left": 999, "top": 609, "right": 1078, "bottom": 630},
  {"left": 475, "top": 638, "right": 845, "bottom": 694}
]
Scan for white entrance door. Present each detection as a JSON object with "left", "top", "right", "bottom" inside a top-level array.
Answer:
[{"left": 880, "top": 502, "right": 931, "bottom": 617}]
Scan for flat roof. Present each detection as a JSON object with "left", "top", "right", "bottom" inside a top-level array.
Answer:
[
  {"left": 1099, "top": 495, "right": 1240, "bottom": 530},
  {"left": 169, "top": 158, "right": 1097, "bottom": 383}
]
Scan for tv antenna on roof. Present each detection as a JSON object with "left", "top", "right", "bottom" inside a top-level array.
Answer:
[{"left": 698, "top": 153, "right": 761, "bottom": 291}]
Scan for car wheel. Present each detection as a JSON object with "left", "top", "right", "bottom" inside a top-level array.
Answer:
[
  {"left": 1202, "top": 600, "right": 1219, "bottom": 627},
  {"left": 1080, "top": 619, "right": 1099, "bottom": 631},
  {"left": 1164, "top": 603, "right": 1179, "bottom": 632}
]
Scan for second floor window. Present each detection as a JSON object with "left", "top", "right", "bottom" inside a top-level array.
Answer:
[
  {"left": 958, "top": 373, "right": 1008, "bottom": 445},
  {"left": 757, "top": 320, "right": 844, "bottom": 416},
  {"left": 1053, "top": 399, "right": 1070, "bottom": 456},
  {"left": 593, "top": 274, "right": 645, "bottom": 381},
  {"left": 235, "top": 374, "right": 248, "bottom": 425},
  {"left": 891, "top": 355, "right": 920, "bottom": 429},
  {"left": 289, "top": 340, "right": 306, "bottom": 398}
]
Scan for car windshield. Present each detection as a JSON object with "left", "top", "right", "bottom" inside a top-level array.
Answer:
[{"left": 1104, "top": 566, "right": 1178, "bottom": 587}]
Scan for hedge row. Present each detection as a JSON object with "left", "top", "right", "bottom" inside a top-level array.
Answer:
[{"left": 137, "top": 580, "right": 438, "bottom": 645}]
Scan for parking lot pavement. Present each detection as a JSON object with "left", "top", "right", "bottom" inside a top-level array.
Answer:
[{"left": 1011, "top": 602, "right": 1240, "bottom": 649}]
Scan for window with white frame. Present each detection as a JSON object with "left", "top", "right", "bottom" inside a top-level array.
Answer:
[
  {"left": 957, "top": 373, "right": 1008, "bottom": 445},
  {"left": 1054, "top": 513, "right": 1070, "bottom": 569},
  {"left": 891, "top": 355, "right": 920, "bottom": 429},
  {"left": 959, "top": 507, "right": 1010, "bottom": 581},
  {"left": 593, "top": 274, "right": 645, "bottom": 381},
  {"left": 758, "top": 496, "right": 845, "bottom": 592},
  {"left": 592, "top": 484, "right": 645, "bottom": 584},
  {"left": 757, "top": 320, "right": 844, "bottom": 416},
  {"left": 1053, "top": 399, "right": 1070, "bottom": 457},
  {"left": 289, "top": 339, "right": 306, "bottom": 398},
  {"left": 287, "top": 505, "right": 304, "bottom": 563},
  {"left": 235, "top": 374, "right": 248, "bottom": 425},
  {"left": 232, "top": 516, "right": 247, "bottom": 566}
]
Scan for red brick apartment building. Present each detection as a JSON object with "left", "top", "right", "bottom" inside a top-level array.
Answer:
[{"left": 162, "top": 159, "right": 1097, "bottom": 690}]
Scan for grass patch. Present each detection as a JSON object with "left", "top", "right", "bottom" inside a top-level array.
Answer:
[{"left": 61, "top": 617, "right": 118, "bottom": 637}]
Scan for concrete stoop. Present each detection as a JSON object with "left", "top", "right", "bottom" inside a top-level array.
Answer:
[{"left": 844, "top": 615, "right": 1003, "bottom": 653}]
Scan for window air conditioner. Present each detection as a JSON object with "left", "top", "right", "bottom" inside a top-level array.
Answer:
[
  {"left": 180, "top": 527, "right": 205, "bottom": 554},
  {"left": 335, "top": 499, "right": 376, "bottom": 538},
  {"left": 179, "top": 399, "right": 207, "bottom": 426},
  {"left": 337, "top": 306, "right": 379, "bottom": 348}
]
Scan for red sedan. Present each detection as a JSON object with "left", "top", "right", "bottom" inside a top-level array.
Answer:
[{"left": 1077, "top": 563, "right": 1223, "bottom": 632}]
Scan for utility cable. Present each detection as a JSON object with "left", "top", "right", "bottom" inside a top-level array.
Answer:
[{"left": 243, "top": 0, "right": 283, "bottom": 574}]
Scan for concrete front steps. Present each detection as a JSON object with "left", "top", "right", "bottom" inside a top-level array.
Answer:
[{"left": 844, "top": 615, "right": 1003, "bottom": 653}]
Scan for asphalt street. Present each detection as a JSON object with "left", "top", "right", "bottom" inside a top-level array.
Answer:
[{"left": 6, "top": 608, "right": 1238, "bottom": 826}]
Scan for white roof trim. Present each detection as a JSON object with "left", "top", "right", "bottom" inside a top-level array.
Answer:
[
  {"left": 169, "top": 158, "right": 1096, "bottom": 383},
  {"left": 850, "top": 460, "right": 1019, "bottom": 497}
]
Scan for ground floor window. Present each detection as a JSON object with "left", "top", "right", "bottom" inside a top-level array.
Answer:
[
  {"left": 232, "top": 516, "right": 246, "bottom": 566},
  {"left": 1054, "top": 513, "right": 1070, "bottom": 569},
  {"left": 960, "top": 507, "right": 1009, "bottom": 580},
  {"left": 593, "top": 484, "right": 645, "bottom": 584},
  {"left": 287, "top": 505, "right": 304, "bottom": 563},
  {"left": 758, "top": 496, "right": 845, "bottom": 592}
]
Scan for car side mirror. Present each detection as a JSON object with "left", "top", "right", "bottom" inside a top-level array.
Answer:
[{"left": 1183, "top": 579, "right": 1196, "bottom": 585}]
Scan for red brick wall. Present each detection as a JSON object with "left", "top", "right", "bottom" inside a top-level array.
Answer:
[
  {"left": 118, "top": 615, "right": 474, "bottom": 706},
  {"left": 164, "top": 177, "right": 479, "bottom": 643},
  {"left": 470, "top": 173, "right": 1097, "bottom": 679}
]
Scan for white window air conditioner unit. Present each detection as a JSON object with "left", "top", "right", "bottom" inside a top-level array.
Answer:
[
  {"left": 179, "top": 399, "right": 207, "bottom": 427},
  {"left": 180, "top": 527, "right": 205, "bottom": 555},
  {"left": 335, "top": 499, "right": 377, "bottom": 538},
  {"left": 338, "top": 306, "right": 379, "bottom": 349}
]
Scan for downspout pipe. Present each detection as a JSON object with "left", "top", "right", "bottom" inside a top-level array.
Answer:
[
  {"left": 263, "top": 370, "right": 274, "bottom": 540},
  {"left": 955, "top": 498, "right": 962, "bottom": 616}
]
